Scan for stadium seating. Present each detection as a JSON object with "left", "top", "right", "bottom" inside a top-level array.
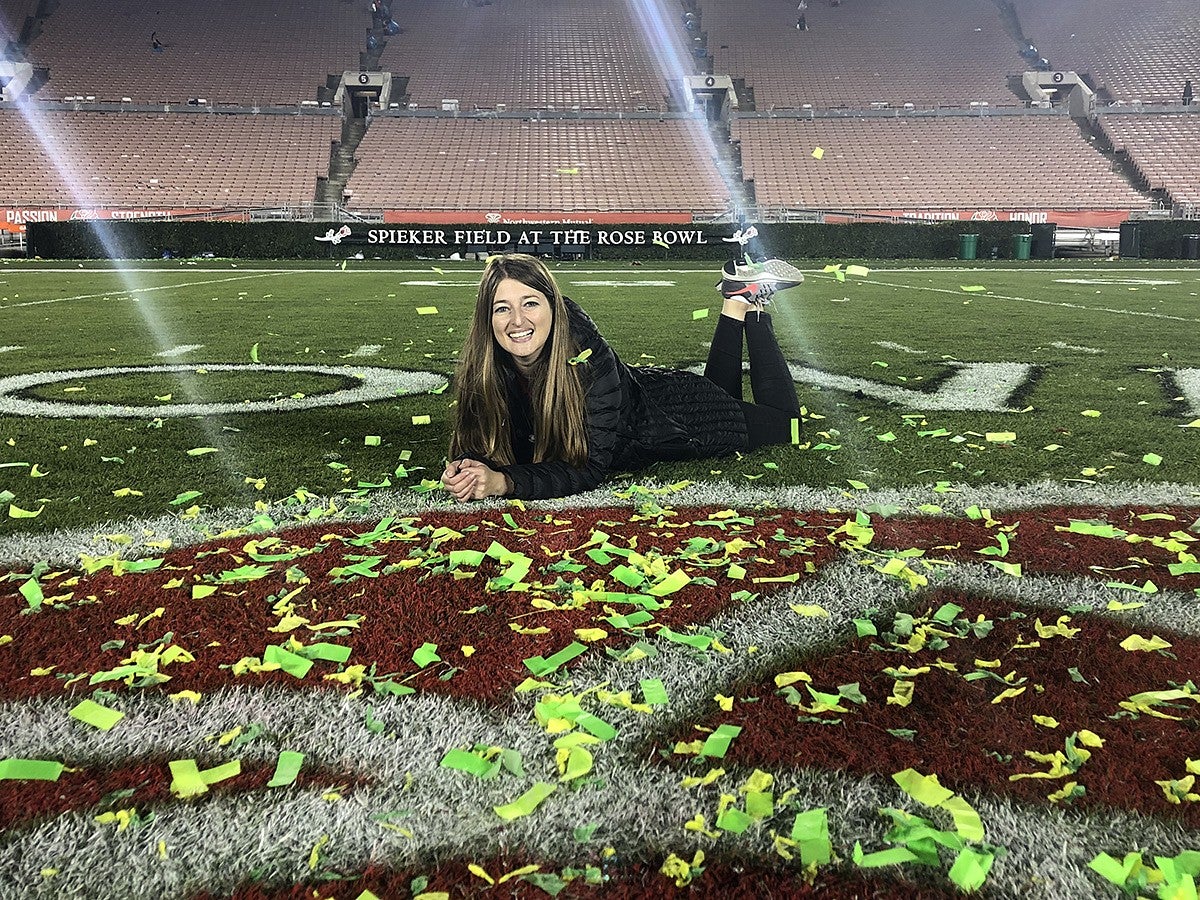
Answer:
[
  {"left": 1100, "top": 114, "right": 1200, "bottom": 209},
  {"left": 0, "top": 109, "right": 338, "bottom": 207},
  {"left": 733, "top": 116, "right": 1150, "bottom": 212},
  {"left": 19, "top": 0, "right": 365, "bottom": 104},
  {"left": 1, "top": 0, "right": 40, "bottom": 45},
  {"left": 378, "top": 0, "right": 671, "bottom": 111},
  {"left": 704, "top": 0, "right": 1019, "bottom": 110},
  {"left": 1014, "top": 0, "right": 1199, "bottom": 104},
  {"left": 344, "top": 118, "right": 731, "bottom": 213}
]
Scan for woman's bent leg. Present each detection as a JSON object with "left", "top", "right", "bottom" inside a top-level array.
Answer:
[
  {"left": 703, "top": 312, "right": 745, "bottom": 400},
  {"left": 740, "top": 401, "right": 795, "bottom": 450},
  {"left": 745, "top": 312, "right": 800, "bottom": 415}
]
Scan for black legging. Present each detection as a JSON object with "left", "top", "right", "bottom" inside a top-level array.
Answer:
[{"left": 703, "top": 311, "right": 800, "bottom": 450}]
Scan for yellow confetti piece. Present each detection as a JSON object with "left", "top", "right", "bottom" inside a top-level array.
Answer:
[
  {"left": 888, "top": 680, "right": 914, "bottom": 707},
  {"left": 789, "top": 604, "right": 830, "bottom": 618},
  {"left": 714, "top": 694, "right": 734, "bottom": 712},
  {"left": 992, "top": 686, "right": 1026, "bottom": 704},
  {"left": 1120, "top": 634, "right": 1172, "bottom": 652},
  {"left": 811, "top": 146, "right": 825, "bottom": 159},
  {"left": 416, "top": 306, "right": 439, "bottom": 315},
  {"left": 985, "top": 432, "right": 1016, "bottom": 443},
  {"left": 461, "top": 645, "right": 475, "bottom": 657},
  {"left": 573, "top": 628, "right": 608, "bottom": 642},
  {"left": 1032, "top": 715, "right": 1059, "bottom": 728},
  {"left": 411, "top": 415, "right": 431, "bottom": 425},
  {"left": 1081, "top": 409, "right": 1102, "bottom": 418},
  {"left": 307, "top": 834, "right": 329, "bottom": 871},
  {"left": 774, "top": 671, "right": 812, "bottom": 688}
]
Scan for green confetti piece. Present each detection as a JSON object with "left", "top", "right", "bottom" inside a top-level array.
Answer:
[
  {"left": 609, "top": 564, "right": 645, "bottom": 587},
  {"left": 727, "top": 563, "right": 747, "bottom": 580},
  {"left": 700, "top": 723, "right": 742, "bottom": 758},
  {"left": 267, "top": 750, "right": 305, "bottom": 787},
  {"left": 852, "top": 841, "right": 921, "bottom": 868},
  {"left": 169, "top": 490, "right": 203, "bottom": 506},
  {"left": 658, "top": 626, "right": 713, "bottom": 650},
  {"left": 610, "top": 610, "right": 655, "bottom": 629},
  {"left": 440, "top": 748, "right": 495, "bottom": 778},
  {"left": 948, "top": 847, "right": 994, "bottom": 892},
  {"left": 1065, "top": 520, "right": 1125, "bottom": 538},
  {"left": 988, "top": 560, "right": 1022, "bottom": 578},
  {"left": 647, "top": 569, "right": 691, "bottom": 597},
  {"left": 411, "top": 415, "right": 431, "bottom": 425},
  {"left": 192, "top": 584, "right": 217, "bottom": 600},
  {"left": 168, "top": 759, "right": 208, "bottom": 798},
  {"left": 412, "top": 642, "right": 441, "bottom": 668},
  {"left": 791, "top": 809, "right": 833, "bottom": 865},
  {"left": 448, "top": 549, "right": 485, "bottom": 568},
  {"left": 68, "top": 698, "right": 124, "bottom": 731},
  {"left": 298, "top": 642, "right": 352, "bottom": 663},
  {"left": 716, "top": 807, "right": 753, "bottom": 833},
  {"left": 790, "top": 417, "right": 801, "bottom": 444},
  {"left": 853, "top": 618, "right": 878, "bottom": 637},
  {"left": 262, "top": 644, "right": 314, "bottom": 679},
  {"left": 692, "top": 308, "right": 709, "bottom": 320},
  {"left": 640, "top": 678, "right": 669, "bottom": 706},
  {"left": 876, "top": 432, "right": 897, "bottom": 442},
  {"left": 1142, "top": 452, "right": 1163, "bottom": 466},
  {"left": 200, "top": 760, "right": 241, "bottom": 786},
  {"left": 534, "top": 641, "right": 588, "bottom": 675},
  {"left": 8, "top": 503, "right": 44, "bottom": 519},
  {"left": 415, "top": 306, "right": 439, "bottom": 315},
  {"left": 494, "top": 782, "right": 556, "bottom": 820},
  {"left": 186, "top": 447, "right": 220, "bottom": 456},
  {"left": 1081, "top": 409, "right": 1102, "bottom": 417},
  {"left": 892, "top": 768, "right": 955, "bottom": 807},
  {"left": 745, "top": 790, "right": 774, "bottom": 819},
  {"left": 364, "top": 435, "right": 381, "bottom": 447},
  {"left": 575, "top": 712, "right": 618, "bottom": 741},
  {"left": 0, "top": 758, "right": 64, "bottom": 781},
  {"left": 19, "top": 578, "right": 43, "bottom": 610},
  {"left": 1088, "top": 852, "right": 1137, "bottom": 886},
  {"left": 959, "top": 285, "right": 987, "bottom": 293},
  {"left": 941, "top": 794, "right": 984, "bottom": 842},
  {"left": 845, "top": 264, "right": 870, "bottom": 277},
  {"left": 568, "top": 348, "right": 592, "bottom": 366}
]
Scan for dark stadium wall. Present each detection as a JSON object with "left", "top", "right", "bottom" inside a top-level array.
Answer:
[{"left": 26, "top": 221, "right": 1041, "bottom": 261}]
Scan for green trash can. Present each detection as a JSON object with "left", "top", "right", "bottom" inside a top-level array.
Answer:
[
  {"left": 1013, "top": 233, "right": 1032, "bottom": 260},
  {"left": 958, "top": 233, "right": 979, "bottom": 260}
]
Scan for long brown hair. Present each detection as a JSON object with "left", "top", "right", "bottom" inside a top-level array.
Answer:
[{"left": 449, "top": 254, "right": 589, "bottom": 467}]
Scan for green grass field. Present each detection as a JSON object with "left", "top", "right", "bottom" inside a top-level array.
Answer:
[{"left": 1, "top": 258, "right": 1198, "bottom": 536}]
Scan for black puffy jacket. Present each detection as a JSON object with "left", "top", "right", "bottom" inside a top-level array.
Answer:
[{"left": 495, "top": 298, "right": 748, "bottom": 500}]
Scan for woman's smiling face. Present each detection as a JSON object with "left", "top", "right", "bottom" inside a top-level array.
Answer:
[{"left": 491, "top": 277, "right": 553, "bottom": 370}]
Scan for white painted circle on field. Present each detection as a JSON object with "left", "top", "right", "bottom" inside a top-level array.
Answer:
[
  {"left": 1054, "top": 278, "right": 1180, "bottom": 285},
  {"left": 0, "top": 364, "right": 447, "bottom": 418}
]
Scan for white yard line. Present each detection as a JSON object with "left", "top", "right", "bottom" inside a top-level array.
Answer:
[
  {"left": 820, "top": 274, "right": 1200, "bottom": 323},
  {"left": 154, "top": 344, "right": 206, "bottom": 357},
  {"left": 0, "top": 272, "right": 286, "bottom": 310}
]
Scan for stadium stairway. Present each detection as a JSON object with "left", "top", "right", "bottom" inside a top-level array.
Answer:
[
  {"left": 316, "top": 116, "right": 366, "bottom": 206},
  {"left": 1076, "top": 116, "right": 1166, "bottom": 210}
]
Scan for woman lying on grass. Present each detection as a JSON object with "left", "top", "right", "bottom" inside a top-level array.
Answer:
[{"left": 441, "top": 253, "right": 805, "bottom": 501}]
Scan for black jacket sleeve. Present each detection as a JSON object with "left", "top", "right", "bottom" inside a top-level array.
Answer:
[{"left": 499, "top": 299, "right": 628, "bottom": 500}]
